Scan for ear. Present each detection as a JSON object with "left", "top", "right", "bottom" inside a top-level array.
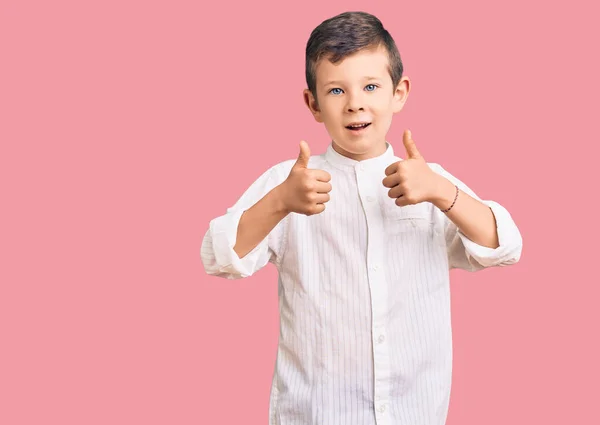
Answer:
[
  {"left": 303, "top": 89, "right": 323, "bottom": 123},
  {"left": 392, "top": 76, "right": 411, "bottom": 114}
]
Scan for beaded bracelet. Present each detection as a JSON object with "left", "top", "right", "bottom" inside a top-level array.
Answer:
[{"left": 441, "top": 185, "right": 459, "bottom": 213}]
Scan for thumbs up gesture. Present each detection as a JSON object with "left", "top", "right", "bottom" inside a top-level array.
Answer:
[
  {"left": 280, "top": 141, "right": 332, "bottom": 216},
  {"left": 382, "top": 130, "right": 443, "bottom": 207}
]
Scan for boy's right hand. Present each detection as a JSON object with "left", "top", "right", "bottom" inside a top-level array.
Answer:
[{"left": 279, "top": 141, "right": 332, "bottom": 216}]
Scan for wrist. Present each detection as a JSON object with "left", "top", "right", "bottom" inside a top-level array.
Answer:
[
  {"left": 431, "top": 176, "right": 456, "bottom": 209},
  {"left": 272, "top": 184, "right": 291, "bottom": 215}
]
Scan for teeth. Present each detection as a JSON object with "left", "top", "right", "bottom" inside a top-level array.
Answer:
[{"left": 349, "top": 123, "right": 368, "bottom": 128}]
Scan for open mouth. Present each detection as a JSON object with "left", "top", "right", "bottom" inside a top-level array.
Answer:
[{"left": 346, "top": 122, "right": 372, "bottom": 132}]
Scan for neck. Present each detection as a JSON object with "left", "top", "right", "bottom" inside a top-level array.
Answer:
[{"left": 332, "top": 140, "right": 387, "bottom": 161}]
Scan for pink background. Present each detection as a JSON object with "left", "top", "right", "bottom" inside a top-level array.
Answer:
[{"left": 1, "top": 0, "right": 598, "bottom": 424}]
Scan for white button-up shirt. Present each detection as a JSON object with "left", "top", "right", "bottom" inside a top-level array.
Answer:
[{"left": 201, "top": 142, "right": 522, "bottom": 425}]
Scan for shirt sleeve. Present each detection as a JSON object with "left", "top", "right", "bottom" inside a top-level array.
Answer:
[
  {"left": 200, "top": 164, "right": 289, "bottom": 279},
  {"left": 431, "top": 163, "right": 523, "bottom": 272}
]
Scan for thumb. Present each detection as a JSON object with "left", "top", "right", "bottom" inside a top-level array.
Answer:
[
  {"left": 403, "top": 129, "right": 422, "bottom": 160},
  {"left": 294, "top": 140, "right": 311, "bottom": 168}
]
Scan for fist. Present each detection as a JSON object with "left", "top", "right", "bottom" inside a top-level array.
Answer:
[
  {"left": 382, "top": 129, "right": 441, "bottom": 206},
  {"left": 280, "top": 141, "right": 332, "bottom": 216}
]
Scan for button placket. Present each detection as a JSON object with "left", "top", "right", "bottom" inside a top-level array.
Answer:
[
  {"left": 356, "top": 164, "right": 372, "bottom": 211},
  {"left": 358, "top": 165, "right": 391, "bottom": 422}
]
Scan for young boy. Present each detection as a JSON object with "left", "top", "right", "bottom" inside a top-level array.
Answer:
[{"left": 201, "top": 11, "right": 522, "bottom": 425}]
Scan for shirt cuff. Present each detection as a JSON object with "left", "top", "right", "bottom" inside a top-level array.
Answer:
[
  {"left": 456, "top": 200, "right": 523, "bottom": 268},
  {"left": 209, "top": 209, "right": 270, "bottom": 279}
]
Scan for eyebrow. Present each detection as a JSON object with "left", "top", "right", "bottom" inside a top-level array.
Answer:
[{"left": 322, "top": 76, "right": 382, "bottom": 87}]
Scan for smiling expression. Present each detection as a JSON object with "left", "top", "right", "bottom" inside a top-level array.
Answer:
[{"left": 304, "top": 45, "right": 411, "bottom": 161}]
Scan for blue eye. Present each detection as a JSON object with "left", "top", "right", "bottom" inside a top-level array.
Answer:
[{"left": 328, "top": 84, "right": 378, "bottom": 95}]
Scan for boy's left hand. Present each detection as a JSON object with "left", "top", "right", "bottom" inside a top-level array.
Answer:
[{"left": 382, "top": 130, "right": 444, "bottom": 207}]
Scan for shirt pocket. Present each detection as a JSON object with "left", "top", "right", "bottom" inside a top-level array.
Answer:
[
  {"left": 382, "top": 202, "right": 432, "bottom": 229},
  {"left": 381, "top": 201, "right": 446, "bottom": 247}
]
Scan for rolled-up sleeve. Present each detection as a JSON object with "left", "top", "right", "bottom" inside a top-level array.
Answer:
[
  {"left": 200, "top": 164, "right": 289, "bottom": 279},
  {"left": 431, "top": 163, "right": 523, "bottom": 272}
]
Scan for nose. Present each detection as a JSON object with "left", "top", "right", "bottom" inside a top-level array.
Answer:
[{"left": 345, "top": 90, "right": 365, "bottom": 112}]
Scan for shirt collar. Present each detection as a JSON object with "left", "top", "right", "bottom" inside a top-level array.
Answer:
[{"left": 324, "top": 141, "right": 400, "bottom": 172}]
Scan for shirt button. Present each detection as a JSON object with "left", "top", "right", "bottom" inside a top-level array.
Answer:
[
  {"left": 366, "top": 196, "right": 374, "bottom": 202},
  {"left": 378, "top": 335, "right": 385, "bottom": 343},
  {"left": 378, "top": 404, "right": 386, "bottom": 413}
]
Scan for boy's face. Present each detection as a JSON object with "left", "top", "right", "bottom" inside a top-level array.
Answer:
[{"left": 304, "top": 45, "right": 410, "bottom": 161}]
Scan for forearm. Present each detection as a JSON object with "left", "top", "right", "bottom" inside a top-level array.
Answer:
[
  {"left": 233, "top": 184, "right": 290, "bottom": 259},
  {"left": 431, "top": 176, "right": 499, "bottom": 249}
]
